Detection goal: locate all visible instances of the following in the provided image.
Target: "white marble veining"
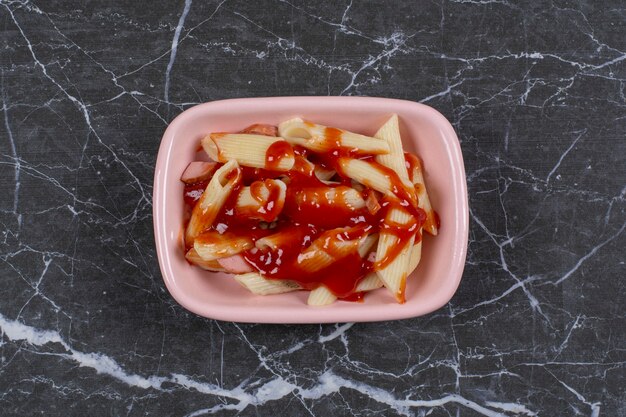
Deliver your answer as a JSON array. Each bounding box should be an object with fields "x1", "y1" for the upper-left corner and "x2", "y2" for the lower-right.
[{"x1": 0, "y1": 0, "x2": 624, "y2": 415}]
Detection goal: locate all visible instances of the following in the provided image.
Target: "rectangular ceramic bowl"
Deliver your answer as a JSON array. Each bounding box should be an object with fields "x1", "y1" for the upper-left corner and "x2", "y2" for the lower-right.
[{"x1": 153, "y1": 97, "x2": 468, "y2": 323}]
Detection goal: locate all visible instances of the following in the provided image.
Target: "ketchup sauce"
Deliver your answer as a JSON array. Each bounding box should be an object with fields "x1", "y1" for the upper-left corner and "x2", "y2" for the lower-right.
[{"x1": 183, "y1": 123, "x2": 431, "y2": 301}]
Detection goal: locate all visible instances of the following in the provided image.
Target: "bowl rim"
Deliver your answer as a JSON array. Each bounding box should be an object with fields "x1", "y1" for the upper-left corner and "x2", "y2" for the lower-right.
[{"x1": 153, "y1": 96, "x2": 468, "y2": 323}]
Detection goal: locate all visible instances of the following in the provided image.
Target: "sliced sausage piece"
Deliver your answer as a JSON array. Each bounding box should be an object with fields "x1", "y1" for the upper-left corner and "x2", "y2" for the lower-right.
[
  {"x1": 181, "y1": 162, "x2": 218, "y2": 184},
  {"x1": 364, "y1": 190, "x2": 382, "y2": 215},
  {"x1": 239, "y1": 124, "x2": 278, "y2": 137},
  {"x1": 217, "y1": 254, "x2": 254, "y2": 274}
]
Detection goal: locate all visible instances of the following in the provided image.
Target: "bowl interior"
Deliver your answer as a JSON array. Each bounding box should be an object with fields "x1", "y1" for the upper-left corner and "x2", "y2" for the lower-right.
[{"x1": 154, "y1": 97, "x2": 468, "y2": 323}]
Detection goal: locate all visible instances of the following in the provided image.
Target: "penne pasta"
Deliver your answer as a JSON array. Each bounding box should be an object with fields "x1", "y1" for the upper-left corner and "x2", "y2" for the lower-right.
[
  {"x1": 307, "y1": 285, "x2": 336, "y2": 306},
  {"x1": 235, "y1": 272, "x2": 301, "y2": 295},
  {"x1": 278, "y1": 118, "x2": 390, "y2": 155},
  {"x1": 293, "y1": 186, "x2": 366, "y2": 211},
  {"x1": 373, "y1": 115, "x2": 427, "y2": 277},
  {"x1": 202, "y1": 133, "x2": 295, "y2": 171},
  {"x1": 292, "y1": 154, "x2": 316, "y2": 176},
  {"x1": 374, "y1": 114, "x2": 412, "y2": 187},
  {"x1": 405, "y1": 153, "x2": 434, "y2": 275},
  {"x1": 375, "y1": 207, "x2": 415, "y2": 303},
  {"x1": 355, "y1": 273, "x2": 383, "y2": 292},
  {"x1": 358, "y1": 233, "x2": 379, "y2": 257},
  {"x1": 185, "y1": 248, "x2": 225, "y2": 271},
  {"x1": 408, "y1": 240, "x2": 422, "y2": 274},
  {"x1": 306, "y1": 232, "x2": 379, "y2": 306},
  {"x1": 315, "y1": 166, "x2": 336, "y2": 181},
  {"x1": 194, "y1": 231, "x2": 254, "y2": 261},
  {"x1": 296, "y1": 227, "x2": 364, "y2": 273},
  {"x1": 255, "y1": 226, "x2": 308, "y2": 251},
  {"x1": 407, "y1": 153, "x2": 438, "y2": 236},
  {"x1": 181, "y1": 115, "x2": 439, "y2": 307},
  {"x1": 337, "y1": 158, "x2": 393, "y2": 195},
  {"x1": 297, "y1": 242, "x2": 348, "y2": 273},
  {"x1": 185, "y1": 160, "x2": 241, "y2": 244},
  {"x1": 235, "y1": 179, "x2": 286, "y2": 221}
]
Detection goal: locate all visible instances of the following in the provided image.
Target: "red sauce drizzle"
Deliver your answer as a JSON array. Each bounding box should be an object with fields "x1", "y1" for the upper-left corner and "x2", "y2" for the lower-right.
[
  {"x1": 182, "y1": 123, "x2": 434, "y2": 301},
  {"x1": 404, "y1": 152, "x2": 421, "y2": 175},
  {"x1": 341, "y1": 292, "x2": 365, "y2": 302},
  {"x1": 235, "y1": 179, "x2": 285, "y2": 222},
  {"x1": 265, "y1": 141, "x2": 294, "y2": 171},
  {"x1": 244, "y1": 229, "x2": 372, "y2": 298},
  {"x1": 373, "y1": 201, "x2": 420, "y2": 270},
  {"x1": 324, "y1": 127, "x2": 343, "y2": 149}
]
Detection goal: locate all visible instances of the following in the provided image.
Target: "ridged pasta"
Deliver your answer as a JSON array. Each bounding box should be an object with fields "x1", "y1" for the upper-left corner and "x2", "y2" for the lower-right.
[
  {"x1": 235, "y1": 272, "x2": 301, "y2": 295},
  {"x1": 355, "y1": 273, "x2": 383, "y2": 292},
  {"x1": 294, "y1": 186, "x2": 365, "y2": 210},
  {"x1": 202, "y1": 133, "x2": 295, "y2": 171},
  {"x1": 408, "y1": 240, "x2": 422, "y2": 274},
  {"x1": 307, "y1": 285, "x2": 336, "y2": 306},
  {"x1": 185, "y1": 160, "x2": 241, "y2": 244},
  {"x1": 406, "y1": 154, "x2": 433, "y2": 275},
  {"x1": 255, "y1": 232, "x2": 290, "y2": 251},
  {"x1": 375, "y1": 207, "x2": 414, "y2": 303},
  {"x1": 358, "y1": 233, "x2": 379, "y2": 257},
  {"x1": 194, "y1": 231, "x2": 254, "y2": 261},
  {"x1": 315, "y1": 166, "x2": 336, "y2": 181},
  {"x1": 235, "y1": 179, "x2": 286, "y2": 221},
  {"x1": 278, "y1": 118, "x2": 390, "y2": 155},
  {"x1": 296, "y1": 228, "x2": 362, "y2": 273},
  {"x1": 183, "y1": 115, "x2": 437, "y2": 307},
  {"x1": 297, "y1": 242, "x2": 348, "y2": 272},
  {"x1": 305, "y1": 232, "x2": 380, "y2": 306},
  {"x1": 185, "y1": 248, "x2": 225, "y2": 271},
  {"x1": 374, "y1": 114, "x2": 412, "y2": 187},
  {"x1": 336, "y1": 158, "x2": 392, "y2": 195},
  {"x1": 408, "y1": 155, "x2": 438, "y2": 236}
]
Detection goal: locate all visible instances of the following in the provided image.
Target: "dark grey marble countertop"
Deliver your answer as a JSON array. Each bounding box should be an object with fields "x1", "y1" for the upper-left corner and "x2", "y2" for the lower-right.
[{"x1": 1, "y1": 1, "x2": 624, "y2": 416}]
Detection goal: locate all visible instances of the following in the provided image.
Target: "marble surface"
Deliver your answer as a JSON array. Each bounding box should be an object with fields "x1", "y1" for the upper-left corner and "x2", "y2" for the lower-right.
[{"x1": 1, "y1": 0, "x2": 624, "y2": 415}]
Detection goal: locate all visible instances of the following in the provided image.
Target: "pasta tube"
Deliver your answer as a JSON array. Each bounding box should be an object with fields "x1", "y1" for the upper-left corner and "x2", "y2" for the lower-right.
[
  {"x1": 358, "y1": 233, "x2": 378, "y2": 257},
  {"x1": 306, "y1": 233, "x2": 380, "y2": 306},
  {"x1": 375, "y1": 207, "x2": 414, "y2": 303},
  {"x1": 374, "y1": 114, "x2": 412, "y2": 187},
  {"x1": 337, "y1": 158, "x2": 393, "y2": 195},
  {"x1": 315, "y1": 167, "x2": 336, "y2": 181},
  {"x1": 185, "y1": 248, "x2": 225, "y2": 271},
  {"x1": 407, "y1": 154, "x2": 438, "y2": 236},
  {"x1": 278, "y1": 118, "x2": 390, "y2": 155},
  {"x1": 202, "y1": 133, "x2": 295, "y2": 171},
  {"x1": 297, "y1": 241, "x2": 355, "y2": 273},
  {"x1": 185, "y1": 160, "x2": 241, "y2": 244},
  {"x1": 194, "y1": 231, "x2": 254, "y2": 261},
  {"x1": 255, "y1": 227, "x2": 308, "y2": 251},
  {"x1": 307, "y1": 285, "x2": 336, "y2": 306},
  {"x1": 355, "y1": 273, "x2": 383, "y2": 291},
  {"x1": 235, "y1": 273, "x2": 301, "y2": 295},
  {"x1": 293, "y1": 186, "x2": 365, "y2": 211},
  {"x1": 296, "y1": 227, "x2": 364, "y2": 273},
  {"x1": 235, "y1": 179, "x2": 286, "y2": 221},
  {"x1": 406, "y1": 153, "x2": 433, "y2": 275},
  {"x1": 408, "y1": 240, "x2": 422, "y2": 274}
]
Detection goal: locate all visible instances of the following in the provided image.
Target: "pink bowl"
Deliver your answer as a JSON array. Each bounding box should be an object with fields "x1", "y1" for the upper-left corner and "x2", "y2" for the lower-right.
[{"x1": 153, "y1": 97, "x2": 468, "y2": 323}]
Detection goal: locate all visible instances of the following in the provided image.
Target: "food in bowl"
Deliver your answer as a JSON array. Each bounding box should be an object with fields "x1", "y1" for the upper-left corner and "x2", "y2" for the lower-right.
[{"x1": 181, "y1": 115, "x2": 439, "y2": 306}]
